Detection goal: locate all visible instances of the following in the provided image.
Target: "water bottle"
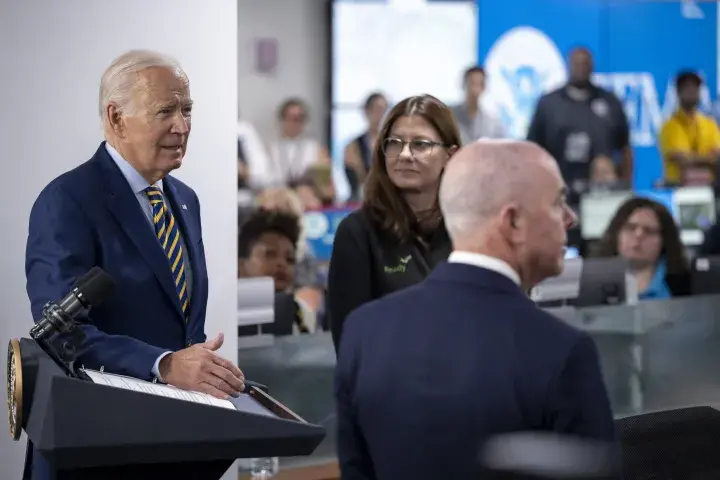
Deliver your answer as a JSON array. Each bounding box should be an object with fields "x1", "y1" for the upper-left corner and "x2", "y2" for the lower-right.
[{"x1": 250, "y1": 457, "x2": 279, "y2": 478}]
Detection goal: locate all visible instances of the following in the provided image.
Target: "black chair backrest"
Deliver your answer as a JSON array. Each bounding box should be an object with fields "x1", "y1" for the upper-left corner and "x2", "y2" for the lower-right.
[{"x1": 616, "y1": 406, "x2": 720, "y2": 479}]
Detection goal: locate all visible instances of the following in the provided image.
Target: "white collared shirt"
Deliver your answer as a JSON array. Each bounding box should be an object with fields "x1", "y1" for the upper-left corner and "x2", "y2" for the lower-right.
[
  {"x1": 105, "y1": 142, "x2": 163, "y2": 223},
  {"x1": 448, "y1": 251, "x2": 521, "y2": 286},
  {"x1": 104, "y1": 142, "x2": 189, "y2": 382},
  {"x1": 104, "y1": 142, "x2": 192, "y2": 299}
]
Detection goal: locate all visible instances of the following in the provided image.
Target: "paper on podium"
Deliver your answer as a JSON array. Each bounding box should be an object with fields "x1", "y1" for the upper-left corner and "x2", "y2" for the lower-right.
[{"x1": 84, "y1": 369, "x2": 236, "y2": 410}]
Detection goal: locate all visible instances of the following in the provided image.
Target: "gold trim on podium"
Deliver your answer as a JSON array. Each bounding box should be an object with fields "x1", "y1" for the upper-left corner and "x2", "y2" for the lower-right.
[{"x1": 6, "y1": 338, "x2": 23, "y2": 440}]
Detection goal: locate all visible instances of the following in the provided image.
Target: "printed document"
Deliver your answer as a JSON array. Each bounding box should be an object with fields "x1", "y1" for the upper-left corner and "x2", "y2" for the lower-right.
[{"x1": 84, "y1": 369, "x2": 236, "y2": 410}]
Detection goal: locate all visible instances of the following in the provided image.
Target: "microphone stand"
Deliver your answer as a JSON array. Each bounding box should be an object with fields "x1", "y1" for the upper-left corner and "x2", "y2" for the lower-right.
[{"x1": 30, "y1": 301, "x2": 91, "y2": 381}]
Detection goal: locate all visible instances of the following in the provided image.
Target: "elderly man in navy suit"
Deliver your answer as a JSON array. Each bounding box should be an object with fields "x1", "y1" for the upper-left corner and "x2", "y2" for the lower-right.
[
  {"x1": 335, "y1": 140, "x2": 616, "y2": 480},
  {"x1": 24, "y1": 50, "x2": 244, "y2": 480}
]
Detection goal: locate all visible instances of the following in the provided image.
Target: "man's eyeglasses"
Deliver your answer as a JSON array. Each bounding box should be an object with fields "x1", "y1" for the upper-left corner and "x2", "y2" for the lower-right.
[{"x1": 382, "y1": 138, "x2": 447, "y2": 159}]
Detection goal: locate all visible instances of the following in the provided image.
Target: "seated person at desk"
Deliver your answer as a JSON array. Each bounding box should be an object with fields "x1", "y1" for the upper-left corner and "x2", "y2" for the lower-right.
[
  {"x1": 289, "y1": 176, "x2": 324, "y2": 210},
  {"x1": 255, "y1": 186, "x2": 325, "y2": 313},
  {"x1": 588, "y1": 154, "x2": 622, "y2": 190},
  {"x1": 593, "y1": 197, "x2": 691, "y2": 299},
  {"x1": 238, "y1": 208, "x2": 314, "y2": 334}
]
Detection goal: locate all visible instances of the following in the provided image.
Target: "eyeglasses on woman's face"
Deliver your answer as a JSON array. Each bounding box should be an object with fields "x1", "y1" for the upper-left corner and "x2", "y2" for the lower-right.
[
  {"x1": 621, "y1": 221, "x2": 661, "y2": 238},
  {"x1": 381, "y1": 137, "x2": 447, "y2": 159}
]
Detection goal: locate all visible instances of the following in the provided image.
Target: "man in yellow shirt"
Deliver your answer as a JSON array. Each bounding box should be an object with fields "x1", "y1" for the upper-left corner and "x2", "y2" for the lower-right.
[{"x1": 659, "y1": 71, "x2": 720, "y2": 186}]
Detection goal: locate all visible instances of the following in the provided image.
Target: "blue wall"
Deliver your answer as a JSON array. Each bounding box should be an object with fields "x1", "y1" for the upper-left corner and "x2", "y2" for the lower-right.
[{"x1": 477, "y1": 0, "x2": 718, "y2": 190}]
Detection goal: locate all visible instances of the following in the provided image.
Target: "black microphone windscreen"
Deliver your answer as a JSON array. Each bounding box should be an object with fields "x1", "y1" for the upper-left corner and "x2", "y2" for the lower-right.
[
  {"x1": 74, "y1": 266, "x2": 102, "y2": 288},
  {"x1": 76, "y1": 267, "x2": 116, "y2": 307}
]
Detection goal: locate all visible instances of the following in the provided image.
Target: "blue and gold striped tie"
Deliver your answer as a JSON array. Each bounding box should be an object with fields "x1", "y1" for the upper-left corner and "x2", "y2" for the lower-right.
[{"x1": 145, "y1": 186, "x2": 189, "y2": 320}]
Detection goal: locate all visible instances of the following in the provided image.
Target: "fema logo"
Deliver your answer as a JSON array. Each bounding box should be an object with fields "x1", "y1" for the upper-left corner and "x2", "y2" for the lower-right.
[
  {"x1": 303, "y1": 212, "x2": 330, "y2": 242},
  {"x1": 484, "y1": 27, "x2": 568, "y2": 139}
]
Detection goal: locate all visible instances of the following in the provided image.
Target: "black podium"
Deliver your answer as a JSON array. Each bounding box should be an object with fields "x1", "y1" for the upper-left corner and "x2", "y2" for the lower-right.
[{"x1": 14, "y1": 338, "x2": 326, "y2": 480}]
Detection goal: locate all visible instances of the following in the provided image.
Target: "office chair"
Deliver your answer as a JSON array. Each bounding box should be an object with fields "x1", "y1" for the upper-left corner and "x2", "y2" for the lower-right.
[{"x1": 616, "y1": 405, "x2": 720, "y2": 479}]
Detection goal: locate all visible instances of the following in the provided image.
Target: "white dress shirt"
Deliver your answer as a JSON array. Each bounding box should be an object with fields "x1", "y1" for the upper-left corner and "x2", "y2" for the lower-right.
[
  {"x1": 105, "y1": 143, "x2": 193, "y2": 298},
  {"x1": 451, "y1": 103, "x2": 507, "y2": 145},
  {"x1": 105, "y1": 142, "x2": 184, "y2": 382},
  {"x1": 237, "y1": 120, "x2": 273, "y2": 189},
  {"x1": 448, "y1": 251, "x2": 521, "y2": 286},
  {"x1": 267, "y1": 137, "x2": 320, "y2": 186}
]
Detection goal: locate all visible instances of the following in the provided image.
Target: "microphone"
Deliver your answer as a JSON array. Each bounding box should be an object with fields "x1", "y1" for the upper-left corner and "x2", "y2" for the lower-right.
[{"x1": 30, "y1": 267, "x2": 116, "y2": 341}]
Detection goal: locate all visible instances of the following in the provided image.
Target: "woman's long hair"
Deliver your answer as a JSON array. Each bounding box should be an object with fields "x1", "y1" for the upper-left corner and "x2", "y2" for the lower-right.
[
  {"x1": 362, "y1": 94, "x2": 461, "y2": 242},
  {"x1": 594, "y1": 196, "x2": 688, "y2": 275}
]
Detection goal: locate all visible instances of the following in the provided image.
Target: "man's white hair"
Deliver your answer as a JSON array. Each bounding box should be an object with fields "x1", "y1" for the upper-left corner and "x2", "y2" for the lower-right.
[
  {"x1": 439, "y1": 140, "x2": 543, "y2": 242},
  {"x1": 99, "y1": 50, "x2": 186, "y2": 123}
]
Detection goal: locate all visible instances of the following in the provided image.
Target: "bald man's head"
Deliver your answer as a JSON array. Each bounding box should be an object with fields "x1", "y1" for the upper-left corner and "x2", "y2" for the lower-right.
[
  {"x1": 440, "y1": 140, "x2": 576, "y2": 288},
  {"x1": 440, "y1": 140, "x2": 556, "y2": 236}
]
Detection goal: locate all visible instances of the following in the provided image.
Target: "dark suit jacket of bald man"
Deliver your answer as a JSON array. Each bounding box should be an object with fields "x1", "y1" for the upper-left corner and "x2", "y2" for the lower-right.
[{"x1": 335, "y1": 259, "x2": 616, "y2": 479}]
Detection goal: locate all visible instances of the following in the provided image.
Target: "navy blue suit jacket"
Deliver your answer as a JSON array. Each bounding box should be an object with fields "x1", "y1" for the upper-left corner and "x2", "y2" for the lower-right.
[
  {"x1": 24, "y1": 143, "x2": 209, "y2": 479},
  {"x1": 335, "y1": 262, "x2": 615, "y2": 480}
]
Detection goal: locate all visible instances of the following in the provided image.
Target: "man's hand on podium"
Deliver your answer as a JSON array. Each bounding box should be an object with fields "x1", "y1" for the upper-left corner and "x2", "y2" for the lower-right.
[{"x1": 159, "y1": 333, "x2": 245, "y2": 399}]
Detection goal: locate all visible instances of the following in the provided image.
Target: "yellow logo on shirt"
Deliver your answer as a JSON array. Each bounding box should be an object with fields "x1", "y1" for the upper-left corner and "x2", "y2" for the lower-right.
[{"x1": 384, "y1": 255, "x2": 412, "y2": 274}]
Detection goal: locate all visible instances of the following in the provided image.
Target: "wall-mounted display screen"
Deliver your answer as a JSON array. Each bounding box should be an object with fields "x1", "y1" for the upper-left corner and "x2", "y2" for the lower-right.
[{"x1": 331, "y1": 0, "x2": 477, "y2": 200}]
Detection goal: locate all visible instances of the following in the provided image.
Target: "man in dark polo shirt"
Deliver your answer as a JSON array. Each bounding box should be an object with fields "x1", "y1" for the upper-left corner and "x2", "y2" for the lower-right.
[{"x1": 527, "y1": 47, "x2": 633, "y2": 194}]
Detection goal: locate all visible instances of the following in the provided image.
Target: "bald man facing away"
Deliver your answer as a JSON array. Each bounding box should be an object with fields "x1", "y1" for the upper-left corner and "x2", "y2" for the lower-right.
[{"x1": 334, "y1": 140, "x2": 616, "y2": 480}]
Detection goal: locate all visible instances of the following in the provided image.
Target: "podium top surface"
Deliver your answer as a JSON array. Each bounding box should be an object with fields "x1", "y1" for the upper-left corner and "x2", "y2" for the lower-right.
[
  {"x1": 21, "y1": 346, "x2": 325, "y2": 470},
  {"x1": 84, "y1": 368, "x2": 280, "y2": 419}
]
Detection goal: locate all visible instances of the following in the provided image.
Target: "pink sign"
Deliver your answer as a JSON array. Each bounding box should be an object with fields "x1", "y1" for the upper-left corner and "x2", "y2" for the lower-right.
[{"x1": 254, "y1": 38, "x2": 278, "y2": 74}]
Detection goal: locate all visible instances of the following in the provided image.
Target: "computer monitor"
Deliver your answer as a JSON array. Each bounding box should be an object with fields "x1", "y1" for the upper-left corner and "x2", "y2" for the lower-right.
[
  {"x1": 565, "y1": 246, "x2": 580, "y2": 259},
  {"x1": 530, "y1": 257, "x2": 583, "y2": 303},
  {"x1": 238, "y1": 293, "x2": 298, "y2": 337},
  {"x1": 587, "y1": 181, "x2": 631, "y2": 192},
  {"x1": 579, "y1": 191, "x2": 632, "y2": 240},
  {"x1": 575, "y1": 257, "x2": 631, "y2": 307},
  {"x1": 691, "y1": 256, "x2": 720, "y2": 295},
  {"x1": 673, "y1": 187, "x2": 716, "y2": 246},
  {"x1": 237, "y1": 276, "x2": 275, "y2": 326},
  {"x1": 532, "y1": 257, "x2": 631, "y2": 307}
]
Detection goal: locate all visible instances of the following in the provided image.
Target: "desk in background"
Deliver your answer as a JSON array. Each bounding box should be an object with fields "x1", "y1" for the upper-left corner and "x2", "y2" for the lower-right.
[
  {"x1": 238, "y1": 462, "x2": 339, "y2": 480},
  {"x1": 236, "y1": 294, "x2": 720, "y2": 477}
]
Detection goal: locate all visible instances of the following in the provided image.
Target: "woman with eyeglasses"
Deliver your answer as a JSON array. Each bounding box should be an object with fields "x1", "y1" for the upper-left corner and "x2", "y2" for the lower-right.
[
  {"x1": 328, "y1": 94, "x2": 461, "y2": 352},
  {"x1": 593, "y1": 197, "x2": 691, "y2": 300}
]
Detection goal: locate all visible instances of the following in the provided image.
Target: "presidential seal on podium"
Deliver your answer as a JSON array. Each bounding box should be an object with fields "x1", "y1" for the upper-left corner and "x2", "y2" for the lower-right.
[{"x1": 6, "y1": 338, "x2": 23, "y2": 440}]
